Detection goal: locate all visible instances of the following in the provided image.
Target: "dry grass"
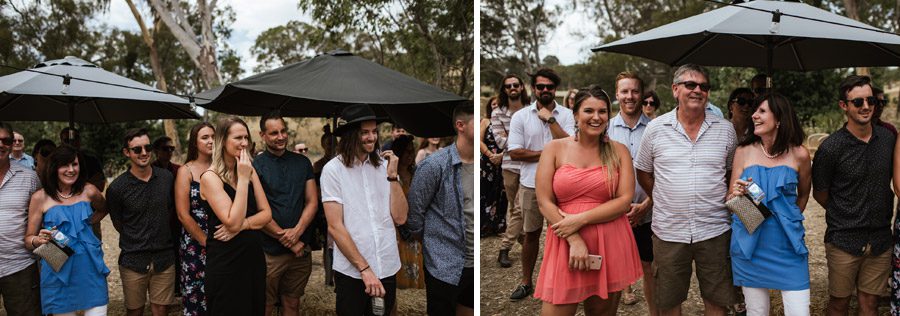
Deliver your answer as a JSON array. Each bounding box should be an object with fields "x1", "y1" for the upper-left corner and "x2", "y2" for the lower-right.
[{"x1": 479, "y1": 194, "x2": 894, "y2": 315}]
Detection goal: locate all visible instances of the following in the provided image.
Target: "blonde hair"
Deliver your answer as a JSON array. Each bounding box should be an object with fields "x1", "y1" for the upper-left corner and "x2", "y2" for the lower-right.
[
  {"x1": 573, "y1": 85, "x2": 620, "y2": 194},
  {"x1": 211, "y1": 116, "x2": 252, "y2": 184}
]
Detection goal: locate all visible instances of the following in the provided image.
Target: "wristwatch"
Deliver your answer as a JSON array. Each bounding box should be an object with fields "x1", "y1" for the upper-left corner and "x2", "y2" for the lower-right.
[{"x1": 546, "y1": 116, "x2": 557, "y2": 125}]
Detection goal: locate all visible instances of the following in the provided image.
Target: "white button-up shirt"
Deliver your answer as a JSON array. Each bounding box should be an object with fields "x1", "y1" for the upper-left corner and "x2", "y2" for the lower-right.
[
  {"x1": 0, "y1": 163, "x2": 40, "y2": 277},
  {"x1": 320, "y1": 155, "x2": 400, "y2": 279},
  {"x1": 607, "y1": 113, "x2": 652, "y2": 224},
  {"x1": 634, "y1": 109, "x2": 736, "y2": 244},
  {"x1": 507, "y1": 102, "x2": 575, "y2": 188}
]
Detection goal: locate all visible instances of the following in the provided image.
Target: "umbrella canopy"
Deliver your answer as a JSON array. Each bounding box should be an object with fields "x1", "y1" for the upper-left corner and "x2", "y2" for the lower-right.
[
  {"x1": 196, "y1": 50, "x2": 467, "y2": 137},
  {"x1": 592, "y1": 0, "x2": 900, "y2": 72},
  {"x1": 0, "y1": 56, "x2": 199, "y2": 126}
]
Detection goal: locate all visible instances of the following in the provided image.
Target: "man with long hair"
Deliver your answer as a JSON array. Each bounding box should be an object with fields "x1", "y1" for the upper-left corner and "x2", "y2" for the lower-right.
[
  {"x1": 321, "y1": 104, "x2": 408, "y2": 315},
  {"x1": 492, "y1": 74, "x2": 528, "y2": 268}
]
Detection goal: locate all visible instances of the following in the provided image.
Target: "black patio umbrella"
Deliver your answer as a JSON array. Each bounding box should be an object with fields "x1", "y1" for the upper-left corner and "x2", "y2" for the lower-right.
[
  {"x1": 195, "y1": 50, "x2": 468, "y2": 137},
  {"x1": 592, "y1": 0, "x2": 900, "y2": 86},
  {"x1": 0, "y1": 56, "x2": 199, "y2": 128}
]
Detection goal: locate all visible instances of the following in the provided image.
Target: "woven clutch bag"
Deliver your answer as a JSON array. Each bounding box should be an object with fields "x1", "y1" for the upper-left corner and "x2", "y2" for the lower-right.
[
  {"x1": 33, "y1": 241, "x2": 69, "y2": 272},
  {"x1": 725, "y1": 195, "x2": 766, "y2": 235}
]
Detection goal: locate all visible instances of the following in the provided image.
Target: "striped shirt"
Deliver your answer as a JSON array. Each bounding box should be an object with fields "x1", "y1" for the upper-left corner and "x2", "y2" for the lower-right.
[
  {"x1": 607, "y1": 113, "x2": 652, "y2": 225},
  {"x1": 507, "y1": 102, "x2": 575, "y2": 188},
  {"x1": 0, "y1": 163, "x2": 40, "y2": 277},
  {"x1": 634, "y1": 109, "x2": 737, "y2": 244},
  {"x1": 490, "y1": 105, "x2": 523, "y2": 173}
]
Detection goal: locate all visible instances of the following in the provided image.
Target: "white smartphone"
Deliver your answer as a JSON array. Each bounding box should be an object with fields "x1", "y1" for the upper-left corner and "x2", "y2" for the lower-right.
[{"x1": 589, "y1": 255, "x2": 603, "y2": 270}]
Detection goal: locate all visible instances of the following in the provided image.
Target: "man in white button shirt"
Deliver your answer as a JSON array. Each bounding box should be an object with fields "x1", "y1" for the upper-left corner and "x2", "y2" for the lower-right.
[
  {"x1": 321, "y1": 104, "x2": 408, "y2": 315},
  {"x1": 506, "y1": 68, "x2": 575, "y2": 301}
]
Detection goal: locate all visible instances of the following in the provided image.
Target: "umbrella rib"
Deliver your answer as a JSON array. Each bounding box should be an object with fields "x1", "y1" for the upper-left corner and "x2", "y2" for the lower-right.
[
  {"x1": 870, "y1": 42, "x2": 900, "y2": 60},
  {"x1": 91, "y1": 99, "x2": 107, "y2": 123},
  {"x1": 789, "y1": 43, "x2": 806, "y2": 72},
  {"x1": 732, "y1": 35, "x2": 765, "y2": 48},
  {"x1": 673, "y1": 33, "x2": 720, "y2": 66},
  {"x1": 0, "y1": 94, "x2": 23, "y2": 112}
]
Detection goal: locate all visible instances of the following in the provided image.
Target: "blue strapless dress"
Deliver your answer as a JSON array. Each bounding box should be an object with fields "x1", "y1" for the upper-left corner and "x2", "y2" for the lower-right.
[
  {"x1": 40, "y1": 201, "x2": 110, "y2": 314},
  {"x1": 731, "y1": 165, "x2": 810, "y2": 291}
]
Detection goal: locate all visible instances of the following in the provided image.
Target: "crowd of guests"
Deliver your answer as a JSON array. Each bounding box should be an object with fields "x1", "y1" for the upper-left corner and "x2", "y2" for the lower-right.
[
  {"x1": 482, "y1": 64, "x2": 900, "y2": 316},
  {"x1": 0, "y1": 102, "x2": 474, "y2": 315}
]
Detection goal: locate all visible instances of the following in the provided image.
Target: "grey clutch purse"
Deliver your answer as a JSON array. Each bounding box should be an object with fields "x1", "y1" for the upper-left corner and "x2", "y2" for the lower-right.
[
  {"x1": 33, "y1": 240, "x2": 70, "y2": 272},
  {"x1": 726, "y1": 195, "x2": 767, "y2": 234}
]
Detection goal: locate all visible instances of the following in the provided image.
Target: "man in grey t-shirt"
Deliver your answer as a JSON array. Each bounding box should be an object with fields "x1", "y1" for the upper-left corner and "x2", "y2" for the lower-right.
[{"x1": 408, "y1": 105, "x2": 475, "y2": 315}]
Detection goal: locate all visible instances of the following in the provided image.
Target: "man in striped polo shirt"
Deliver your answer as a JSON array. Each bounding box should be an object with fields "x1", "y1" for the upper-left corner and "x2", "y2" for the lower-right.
[
  {"x1": 635, "y1": 64, "x2": 737, "y2": 316},
  {"x1": 0, "y1": 121, "x2": 42, "y2": 315},
  {"x1": 491, "y1": 74, "x2": 527, "y2": 268}
]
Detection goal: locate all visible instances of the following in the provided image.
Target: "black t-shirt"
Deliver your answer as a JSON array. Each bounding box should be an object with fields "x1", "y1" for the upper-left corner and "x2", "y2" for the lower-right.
[{"x1": 252, "y1": 151, "x2": 315, "y2": 255}]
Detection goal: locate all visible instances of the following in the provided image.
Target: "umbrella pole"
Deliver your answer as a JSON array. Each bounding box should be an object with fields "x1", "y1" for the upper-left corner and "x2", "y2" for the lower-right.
[
  {"x1": 766, "y1": 39, "x2": 774, "y2": 90},
  {"x1": 68, "y1": 102, "x2": 75, "y2": 130}
]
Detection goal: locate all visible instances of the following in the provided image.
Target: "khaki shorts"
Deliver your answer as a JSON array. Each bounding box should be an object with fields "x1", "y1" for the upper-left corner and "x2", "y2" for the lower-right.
[
  {"x1": 120, "y1": 263, "x2": 176, "y2": 310},
  {"x1": 652, "y1": 231, "x2": 735, "y2": 310},
  {"x1": 825, "y1": 243, "x2": 891, "y2": 297},
  {"x1": 265, "y1": 252, "x2": 313, "y2": 304},
  {"x1": 518, "y1": 186, "x2": 544, "y2": 233}
]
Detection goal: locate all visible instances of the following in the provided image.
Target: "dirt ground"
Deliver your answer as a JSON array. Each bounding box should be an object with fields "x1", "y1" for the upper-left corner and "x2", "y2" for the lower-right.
[
  {"x1": 479, "y1": 195, "x2": 895, "y2": 316},
  {"x1": 0, "y1": 216, "x2": 425, "y2": 315}
]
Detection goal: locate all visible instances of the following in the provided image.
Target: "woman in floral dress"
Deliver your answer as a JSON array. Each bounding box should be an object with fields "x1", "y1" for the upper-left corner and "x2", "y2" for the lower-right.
[
  {"x1": 481, "y1": 96, "x2": 507, "y2": 236},
  {"x1": 174, "y1": 122, "x2": 214, "y2": 315}
]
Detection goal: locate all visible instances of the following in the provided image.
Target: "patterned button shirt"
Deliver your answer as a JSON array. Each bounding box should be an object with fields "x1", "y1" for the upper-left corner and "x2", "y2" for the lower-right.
[
  {"x1": 634, "y1": 109, "x2": 737, "y2": 244},
  {"x1": 812, "y1": 125, "x2": 895, "y2": 256},
  {"x1": 407, "y1": 144, "x2": 470, "y2": 285}
]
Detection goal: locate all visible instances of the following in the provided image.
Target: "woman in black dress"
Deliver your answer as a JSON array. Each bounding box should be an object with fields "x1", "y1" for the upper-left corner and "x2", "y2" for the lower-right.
[
  {"x1": 199, "y1": 117, "x2": 272, "y2": 315},
  {"x1": 480, "y1": 96, "x2": 507, "y2": 236}
]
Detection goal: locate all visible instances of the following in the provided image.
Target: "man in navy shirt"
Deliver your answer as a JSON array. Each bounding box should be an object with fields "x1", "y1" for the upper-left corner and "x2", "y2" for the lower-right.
[{"x1": 254, "y1": 112, "x2": 317, "y2": 316}]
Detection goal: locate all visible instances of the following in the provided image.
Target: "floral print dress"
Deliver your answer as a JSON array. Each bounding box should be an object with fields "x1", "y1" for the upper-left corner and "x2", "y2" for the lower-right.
[
  {"x1": 179, "y1": 177, "x2": 208, "y2": 315},
  {"x1": 481, "y1": 125, "x2": 507, "y2": 236}
]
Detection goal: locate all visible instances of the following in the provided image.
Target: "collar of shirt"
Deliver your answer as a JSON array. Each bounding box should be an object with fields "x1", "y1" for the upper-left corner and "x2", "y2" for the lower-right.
[
  {"x1": 611, "y1": 113, "x2": 651, "y2": 130},
  {"x1": 124, "y1": 166, "x2": 159, "y2": 183},
  {"x1": 528, "y1": 100, "x2": 563, "y2": 115},
  {"x1": 1, "y1": 162, "x2": 26, "y2": 188}
]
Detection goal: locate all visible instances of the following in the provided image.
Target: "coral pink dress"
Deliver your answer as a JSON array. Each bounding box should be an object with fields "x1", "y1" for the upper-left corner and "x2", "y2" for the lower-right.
[{"x1": 534, "y1": 164, "x2": 643, "y2": 304}]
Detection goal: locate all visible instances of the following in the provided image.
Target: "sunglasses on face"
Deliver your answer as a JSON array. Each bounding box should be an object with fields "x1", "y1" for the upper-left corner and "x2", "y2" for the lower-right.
[
  {"x1": 535, "y1": 84, "x2": 556, "y2": 91},
  {"x1": 0, "y1": 137, "x2": 12, "y2": 146},
  {"x1": 844, "y1": 96, "x2": 879, "y2": 108},
  {"x1": 13, "y1": 139, "x2": 23, "y2": 144},
  {"x1": 299, "y1": 148, "x2": 309, "y2": 153},
  {"x1": 731, "y1": 97, "x2": 753, "y2": 107},
  {"x1": 642, "y1": 100, "x2": 659, "y2": 107},
  {"x1": 678, "y1": 81, "x2": 712, "y2": 92},
  {"x1": 504, "y1": 83, "x2": 521, "y2": 89},
  {"x1": 158, "y1": 146, "x2": 176, "y2": 153},
  {"x1": 128, "y1": 144, "x2": 153, "y2": 154}
]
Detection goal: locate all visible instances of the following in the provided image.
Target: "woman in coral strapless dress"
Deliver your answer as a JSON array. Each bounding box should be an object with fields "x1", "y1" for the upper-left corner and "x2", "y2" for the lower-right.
[{"x1": 533, "y1": 85, "x2": 643, "y2": 315}]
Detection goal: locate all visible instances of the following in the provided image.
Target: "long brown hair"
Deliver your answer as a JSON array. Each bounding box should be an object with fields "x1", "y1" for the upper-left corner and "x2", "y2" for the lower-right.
[
  {"x1": 186, "y1": 122, "x2": 215, "y2": 163},
  {"x1": 337, "y1": 122, "x2": 382, "y2": 168},
  {"x1": 739, "y1": 93, "x2": 805, "y2": 156},
  {"x1": 573, "y1": 85, "x2": 620, "y2": 193}
]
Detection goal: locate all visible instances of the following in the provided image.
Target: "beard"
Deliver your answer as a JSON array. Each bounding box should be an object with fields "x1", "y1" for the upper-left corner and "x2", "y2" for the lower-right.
[{"x1": 538, "y1": 92, "x2": 554, "y2": 106}]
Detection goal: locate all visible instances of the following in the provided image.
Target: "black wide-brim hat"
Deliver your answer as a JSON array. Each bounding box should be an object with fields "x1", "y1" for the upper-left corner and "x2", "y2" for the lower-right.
[{"x1": 333, "y1": 104, "x2": 387, "y2": 135}]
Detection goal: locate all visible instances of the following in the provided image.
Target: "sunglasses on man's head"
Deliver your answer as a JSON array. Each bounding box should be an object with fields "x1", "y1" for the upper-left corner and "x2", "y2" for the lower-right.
[
  {"x1": 843, "y1": 96, "x2": 879, "y2": 108},
  {"x1": 731, "y1": 97, "x2": 753, "y2": 107},
  {"x1": 642, "y1": 100, "x2": 659, "y2": 107},
  {"x1": 534, "y1": 84, "x2": 556, "y2": 91},
  {"x1": 128, "y1": 144, "x2": 153, "y2": 154},
  {"x1": 678, "y1": 81, "x2": 711, "y2": 92},
  {"x1": 504, "y1": 83, "x2": 520, "y2": 90}
]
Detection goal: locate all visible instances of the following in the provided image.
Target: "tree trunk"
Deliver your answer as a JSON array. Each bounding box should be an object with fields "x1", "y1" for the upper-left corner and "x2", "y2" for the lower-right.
[
  {"x1": 842, "y1": 0, "x2": 870, "y2": 75},
  {"x1": 147, "y1": 0, "x2": 222, "y2": 89},
  {"x1": 127, "y1": 0, "x2": 183, "y2": 160}
]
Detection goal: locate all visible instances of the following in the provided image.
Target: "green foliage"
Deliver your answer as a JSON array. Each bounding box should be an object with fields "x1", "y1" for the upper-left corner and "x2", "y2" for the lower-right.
[{"x1": 255, "y1": 0, "x2": 474, "y2": 98}]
